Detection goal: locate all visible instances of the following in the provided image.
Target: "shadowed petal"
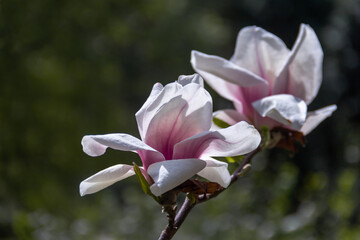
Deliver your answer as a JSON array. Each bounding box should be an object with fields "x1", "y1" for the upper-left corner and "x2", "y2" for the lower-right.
[
  {"x1": 197, "y1": 157, "x2": 231, "y2": 188},
  {"x1": 174, "y1": 121, "x2": 261, "y2": 159},
  {"x1": 301, "y1": 105, "x2": 337, "y2": 135},
  {"x1": 148, "y1": 159, "x2": 206, "y2": 196},
  {"x1": 281, "y1": 24, "x2": 323, "y2": 104},
  {"x1": 252, "y1": 94, "x2": 307, "y2": 130},
  {"x1": 81, "y1": 134, "x2": 165, "y2": 169},
  {"x1": 178, "y1": 74, "x2": 204, "y2": 87},
  {"x1": 80, "y1": 164, "x2": 135, "y2": 196},
  {"x1": 212, "y1": 109, "x2": 250, "y2": 128}
]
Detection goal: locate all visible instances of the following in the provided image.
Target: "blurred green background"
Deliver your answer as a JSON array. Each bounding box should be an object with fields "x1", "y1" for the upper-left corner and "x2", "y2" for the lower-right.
[{"x1": 1, "y1": 0, "x2": 359, "y2": 239}]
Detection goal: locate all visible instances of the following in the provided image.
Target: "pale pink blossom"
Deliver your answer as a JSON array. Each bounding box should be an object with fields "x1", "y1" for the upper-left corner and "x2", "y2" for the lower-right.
[
  {"x1": 80, "y1": 74, "x2": 261, "y2": 197},
  {"x1": 191, "y1": 24, "x2": 336, "y2": 134}
]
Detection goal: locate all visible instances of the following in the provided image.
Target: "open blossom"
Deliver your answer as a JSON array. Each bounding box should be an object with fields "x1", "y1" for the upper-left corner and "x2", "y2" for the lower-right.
[
  {"x1": 80, "y1": 74, "x2": 261, "y2": 197},
  {"x1": 191, "y1": 24, "x2": 336, "y2": 135}
]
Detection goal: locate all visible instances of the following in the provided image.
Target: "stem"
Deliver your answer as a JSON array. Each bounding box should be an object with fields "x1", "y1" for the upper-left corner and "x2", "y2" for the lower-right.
[
  {"x1": 158, "y1": 147, "x2": 261, "y2": 240},
  {"x1": 158, "y1": 197, "x2": 194, "y2": 240}
]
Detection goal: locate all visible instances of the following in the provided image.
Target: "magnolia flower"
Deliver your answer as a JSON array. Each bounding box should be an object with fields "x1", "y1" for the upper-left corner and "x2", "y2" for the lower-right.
[
  {"x1": 80, "y1": 74, "x2": 261, "y2": 197},
  {"x1": 191, "y1": 24, "x2": 336, "y2": 135}
]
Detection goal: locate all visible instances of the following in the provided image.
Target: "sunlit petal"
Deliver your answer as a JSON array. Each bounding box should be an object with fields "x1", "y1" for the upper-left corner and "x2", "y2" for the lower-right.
[
  {"x1": 80, "y1": 164, "x2": 134, "y2": 196},
  {"x1": 145, "y1": 83, "x2": 212, "y2": 159},
  {"x1": 148, "y1": 159, "x2": 206, "y2": 196},
  {"x1": 230, "y1": 26, "x2": 290, "y2": 85},
  {"x1": 252, "y1": 94, "x2": 307, "y2": 130}
]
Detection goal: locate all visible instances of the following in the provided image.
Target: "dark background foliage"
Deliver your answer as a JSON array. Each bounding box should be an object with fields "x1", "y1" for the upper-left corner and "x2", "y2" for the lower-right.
[{"x1": 0, "y1": 0, "x2": 359, "y2": 239}]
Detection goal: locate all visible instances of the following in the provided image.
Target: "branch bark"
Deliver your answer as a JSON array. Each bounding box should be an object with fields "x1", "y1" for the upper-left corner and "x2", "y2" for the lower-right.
[{"x1": 158, "y1": 147, "x2": 261, "y2": 240}]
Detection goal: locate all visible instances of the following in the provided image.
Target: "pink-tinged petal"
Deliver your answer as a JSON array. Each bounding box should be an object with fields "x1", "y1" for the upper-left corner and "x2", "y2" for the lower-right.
[
  {"x1": 145, "y1": 83, "x2": 212, "y2": 160},
  {"x1": 191, "y1": 51, "x2": 268, "y2": 115},
  {"x1": 252, "y1": 94, "x2": 307, "y2": 130},
  {"x1": 213, "y1": 109, "x2": 250, "y2": 126},
  {"x1": 136, "y1": 82, "x2": 183, "y2": 140},
  {"x1": 197, "y1": 157, "x2": 231, "y2": 188},
  {"x1": 253, "y1": 94, "x2": 307, "y2": 130},
  {"x1": 301, "y1": 105, "x2": 337, "y2": 135},
  {"x1": 178, "y1": 74, "x2": 204, "y2": 87},
  {"x1": 173, "y1": 121, "x2": 261, "y2": 159},
  {"x1": 191, "y1": 50, "x2": 268, "y2": 87},
  {"x1": 273, "y1": 24, "x2": 307, "y2": 95},
  {"x1": 81, "y1": 134, "x2": 165, "y2": 169},
  {"x1": 148, "y1": 159, "x2": 206, "y2": 196},
  {"x1": 286, "y1": 24, "x2": 323, "y2": 104},
  {"x1": 230, "y1": 26, "x2": 290, "y2": 87},
  {"x1": 135, "y1": 82, "x2": 164, "y2": 139},
  {"x1": 79, "y1": 164, "x2": 134, "y2": 196}
]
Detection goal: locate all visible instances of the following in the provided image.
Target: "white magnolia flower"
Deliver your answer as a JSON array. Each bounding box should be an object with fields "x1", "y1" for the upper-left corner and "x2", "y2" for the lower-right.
[
  {"x1": 191, "y1": 24, "x2": 336, "y2": 135},
  {"x1": 80, "y1": 74, "x2": 261, "y2": 197}
]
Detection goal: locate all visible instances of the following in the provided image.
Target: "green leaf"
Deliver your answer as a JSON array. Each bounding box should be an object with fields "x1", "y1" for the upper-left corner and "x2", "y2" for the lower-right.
[
  {"x1": 213, "y1": 117, "x2": 231, "y2": 128},
  {"x1": 187, "y1": 192, "x2": 196, "y2": 205},
  {"x1": 226, "y1": 155, "x2": 245, "y2": 163},
  {"x1": 133, "y1": 162, "x2": 151, "y2": 194},
  {"x1": 133, "y1": 162, "x2": 160, "y2": 202},
  {"x1": 261, "y1": 126, "x2": 271, "y2": 149}
]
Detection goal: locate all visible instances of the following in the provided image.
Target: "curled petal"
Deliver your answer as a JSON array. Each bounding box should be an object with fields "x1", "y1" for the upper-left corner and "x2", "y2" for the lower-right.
[
  {"x1": 301, "y1": 105, "x2": 337, "y2": 135},
  {"x1": 80, "y1": 164, "x2": 135, "y2": 196},
  {"x1": 252, "y1": 94, "x2": 307, "y2": 130},
  {"x1": 174, "y1": 121, "x2": 261, "y2": 159},
  {"x1": 197, "y1": 157, "x2": 231, "y2": 188},
  {"x1": 81, "y1": 134, "x2": 165, "y2": 169},
  {"x1": 148, "y1": 159, "x2": 206, "y2": 196}
]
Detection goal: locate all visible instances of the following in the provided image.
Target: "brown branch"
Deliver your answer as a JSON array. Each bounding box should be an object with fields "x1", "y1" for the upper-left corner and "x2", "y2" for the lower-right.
[
  {"x1": 158, "y1": 147, "x2": 261, "y2": 240},
  {"x1": 158, "y1": 197, "x2": 194, "y2": 240}
]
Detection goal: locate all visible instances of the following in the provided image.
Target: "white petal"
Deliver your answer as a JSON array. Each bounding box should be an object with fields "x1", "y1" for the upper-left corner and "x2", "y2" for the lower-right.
[
  {"x1": 191, "y1": 50, "x2": 268, "y2": 87},
  {"x1": 144, "y1": 83, "x2": 212, "y2": 159},
  {"x1": 173, "y1": 121, "x2": 261, "y2": 159},
  {"x1": 230, "y1": 26, "x2": 290, "y2": 85},
  {"x1": 79, "y1": 164, "x2": 134, "y2": 196},
  {"x1": 136, "y1": 82, "x2": 182, "y2": 140},
  {"x1": 148, "y1": 159, "x2": 206, "y2": 196},
  {"x1": 178, "y1": 73, "x2": 204, "y2": 87},
  {"x1": 82, "y1": 133, "x2": 159, "y2": 156},
  {"x1": 81, "y1": 134, "x2": 165, "y2": 169},
  {"x1": 191, "y1": 50, "x2": 269, "y2": 109},
  {"x1": 301, "y1": 105, "x2": 337, "y2": 135},
  {"x1": 136, "y1": 82, "x2": 164, "y2": 139},
  {"x1": 252, "y1": 94, "x2": 307, "y2": 130},
  {"x1": 287, "y1": 24, "x2": 323, "y2": 104},
  {"x1": 197, "y1": 157, "x2": 231, "y2": 188}
]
